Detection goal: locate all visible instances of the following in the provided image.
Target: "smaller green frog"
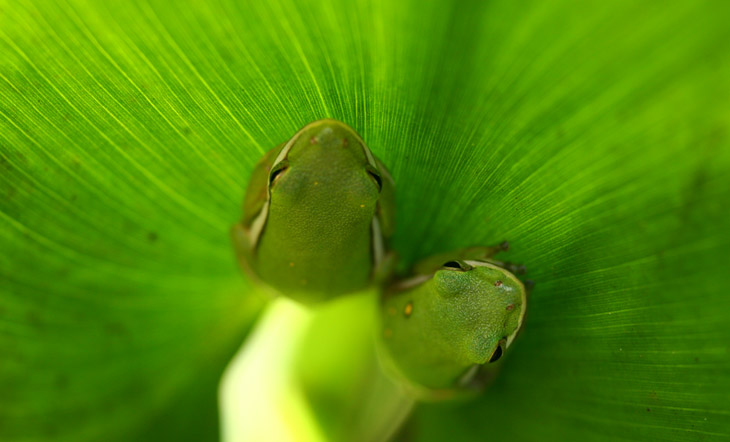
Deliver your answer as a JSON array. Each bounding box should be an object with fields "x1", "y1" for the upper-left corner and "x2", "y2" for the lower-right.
[
  {"x1": 232, "y1": 119, "x2": 395, "y2": 305},
  {"x1": 379, "y1": 242, "x2": 529, "y2": 400}
]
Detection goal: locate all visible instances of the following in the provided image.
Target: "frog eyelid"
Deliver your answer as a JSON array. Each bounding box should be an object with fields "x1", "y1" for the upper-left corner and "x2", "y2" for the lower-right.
[
  {"x1": 248, "y1": 153, "x2": 289, "y2": 250},
  {"x1": 269, "y1": 160, "x2": 289, "y2": 186},
  {"x1": 441, "y1": 260, "x2": 473, "y2": 271},
  {"x1": 365, "y1": 164, "x2": 383, "y2": 191},
  {"x1": 488, "y1": 339, "x2": 507, "y2": 363}
]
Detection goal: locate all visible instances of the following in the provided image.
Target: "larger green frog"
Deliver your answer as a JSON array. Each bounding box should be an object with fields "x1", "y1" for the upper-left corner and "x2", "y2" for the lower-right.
[{"x1": 232, "y1": 119, "x2": 395, "y2": 305}]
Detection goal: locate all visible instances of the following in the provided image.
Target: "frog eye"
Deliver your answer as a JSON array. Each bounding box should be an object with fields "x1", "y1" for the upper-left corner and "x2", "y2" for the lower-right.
[
  {"x1": 269, "y1": 162, "x2": 289, "y2": 186},
  {"x1": 488, "y1": 340, "x2": 506, "y2": 363},
  {"x1": 441, "y1": 260, "x2": 473, "y2": 271},
  {"x1": 365, "y1": 165, "x2": 382, "y2": 192}
]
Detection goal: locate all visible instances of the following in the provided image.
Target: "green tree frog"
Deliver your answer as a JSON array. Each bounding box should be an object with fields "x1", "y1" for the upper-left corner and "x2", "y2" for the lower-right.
[
  {"x1": 232, "y1": 119, "x2": 395, "y2": 305},
  {"x1": 379, "y1": 242, "x2": 529, "y2": 400}
]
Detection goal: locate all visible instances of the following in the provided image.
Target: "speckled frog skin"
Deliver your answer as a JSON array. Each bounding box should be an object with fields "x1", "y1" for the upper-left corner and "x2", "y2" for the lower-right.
[
  {"x1": 232, "y1": 119, "x2": 395, "y2": 305},
  {"x1": 380, "y1": 244, "x2": 527, "y2": 399}
]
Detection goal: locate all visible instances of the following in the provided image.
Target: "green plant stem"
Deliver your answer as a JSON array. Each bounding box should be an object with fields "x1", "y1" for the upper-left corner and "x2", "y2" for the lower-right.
[{"x1": 219, "y1": 295, "x2": 414, "y2": 442}]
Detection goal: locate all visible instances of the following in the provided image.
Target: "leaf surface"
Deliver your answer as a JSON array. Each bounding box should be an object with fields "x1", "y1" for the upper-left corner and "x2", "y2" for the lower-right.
[{"x1": 1, "y1": 0, "x2": 729, "y2": 440}]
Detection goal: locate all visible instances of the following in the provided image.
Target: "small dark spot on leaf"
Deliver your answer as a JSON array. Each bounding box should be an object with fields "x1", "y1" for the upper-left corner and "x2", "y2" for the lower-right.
[
  {"x1": 43, "y1": 423, "x2": 59, "y2": 437},
  {"x1": 148, "y1": 232, "x2": 158, "y2": 242},
  {"x1": 646, "y1": 408, "x2": 651, "y2": 412},
  {"x1": 26, "y1": 311, "x2": 43, "y2": 329},
  {"x1": 495, "y1": 280, "x2": 503, "y2": 287},
  {"x1": 105, "y1": 322, "x2": 128, "y2": 335},
  {"x1": 56, "y1": 374, "x2": 69, "y2": 390},
  {"x1": 182, "y1": 127, "x2": 192, "y2": 136}
]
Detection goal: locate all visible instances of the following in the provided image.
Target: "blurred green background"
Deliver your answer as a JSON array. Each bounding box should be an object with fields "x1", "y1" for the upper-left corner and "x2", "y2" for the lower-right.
[{"x1": 1, "y1": 0, "x2": 729, "y2": 440}]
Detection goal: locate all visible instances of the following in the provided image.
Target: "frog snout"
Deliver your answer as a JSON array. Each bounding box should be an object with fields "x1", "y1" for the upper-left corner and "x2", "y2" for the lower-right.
[{"x1": 314, "y1": 127, "x2": 346, "y2": 148}]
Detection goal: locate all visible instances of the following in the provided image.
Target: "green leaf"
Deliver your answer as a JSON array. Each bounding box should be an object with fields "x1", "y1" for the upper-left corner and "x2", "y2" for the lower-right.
[{"x1": 1, "y1": 0, "x2": 729, "y2": 441}]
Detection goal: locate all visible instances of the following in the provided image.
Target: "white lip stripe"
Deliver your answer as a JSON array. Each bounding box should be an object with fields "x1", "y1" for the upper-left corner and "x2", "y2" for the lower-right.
[
  {"x1": 247, "y1": 141, "x2": 291, "y2": 251},
  {"x1": 272, "y1": 131, "x2": 299, "y2": 168},
  {"x1": 390, "y1": 274, "x2": 432, "y2": 291},
  {"x1": 371, "y1": 216, "x2": 384, "y2": 268},
  {"x1": 458, "y1": 364, "x2": 480, "y2": 386},
  {"x1": 341, "y1": 125, "x2": 378, "y2": 169},
  {"x1": 249, "y1": 123, "x2": 311, "y2": 250},
  {"x1": 247, "y1": 201, "x2": 269, "y2": 249},
  {"x1": 270, "y1": 120, "x2": 329, "y2": 176},
  {"x1": 464, "y1": 260, "x2": 501, "y2": 268},
  {"x1": 357, "y1": 134, "x2": 379, "y2": 169}
]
